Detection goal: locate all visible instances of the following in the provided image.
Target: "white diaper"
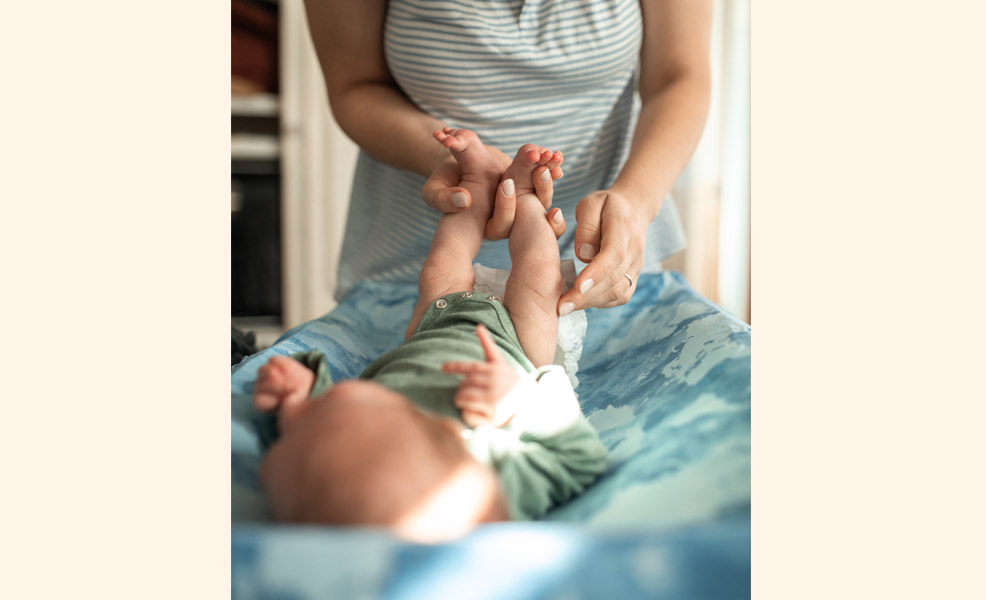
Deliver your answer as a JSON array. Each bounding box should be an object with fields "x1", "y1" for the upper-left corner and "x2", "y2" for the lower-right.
[{"x1": 472, "y1": 261, "x2": 587, "y2": 389}]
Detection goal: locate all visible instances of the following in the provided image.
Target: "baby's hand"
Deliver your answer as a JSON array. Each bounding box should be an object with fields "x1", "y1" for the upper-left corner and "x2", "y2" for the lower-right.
[
  {"x1": 253, "y1": 356, "x2": 315, "y2": 431},
  {"x1": 442, "y1": 324, "x2": 521, "y2": 428}
]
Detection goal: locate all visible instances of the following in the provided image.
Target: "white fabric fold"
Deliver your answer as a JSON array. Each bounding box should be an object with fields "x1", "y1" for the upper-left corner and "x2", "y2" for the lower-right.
[{"x1": 472, "y1": 261, "x2": 587, "y2": 388}]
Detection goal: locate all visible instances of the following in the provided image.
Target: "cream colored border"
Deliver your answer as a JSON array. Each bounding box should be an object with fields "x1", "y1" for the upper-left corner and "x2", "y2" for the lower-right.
[
  {"x1": 6, "y1": 1, "x2": 986, "y2": 598},
  {"x1": 754, "y1": 1, "x2": 986, "y2": 598},
  {"x1": 4, "y1": 2, "x2": 228, "y2": 597}
]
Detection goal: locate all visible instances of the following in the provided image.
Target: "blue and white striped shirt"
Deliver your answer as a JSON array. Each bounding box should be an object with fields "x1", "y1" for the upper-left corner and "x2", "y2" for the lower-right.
[{"x1": 336, "y1": 0, "x2": 686, "y2": 299}]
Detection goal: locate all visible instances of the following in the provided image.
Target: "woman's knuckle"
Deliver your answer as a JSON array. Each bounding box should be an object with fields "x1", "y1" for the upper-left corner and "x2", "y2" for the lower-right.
[
  {"x1": 614, "y1": 245, "x2": 628, "y2": 263},
  {"x1": 579, "y1": 222, "x2": 602, "y2": 239}
]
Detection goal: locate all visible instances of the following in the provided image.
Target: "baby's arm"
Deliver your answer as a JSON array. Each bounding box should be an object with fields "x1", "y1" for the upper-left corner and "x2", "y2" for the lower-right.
[
  {"x1": 441, "y1": 324, "x2": 521, "y2": 428},
  {"x1": 442, "y1": 327, "x2": 608, "y2": 518},
  {"x1": 465, "y1": 366, "x2": 608, "y2": 520},
  {"x1": 253, "y1": 354, "x2": 323, "y2": 432}
]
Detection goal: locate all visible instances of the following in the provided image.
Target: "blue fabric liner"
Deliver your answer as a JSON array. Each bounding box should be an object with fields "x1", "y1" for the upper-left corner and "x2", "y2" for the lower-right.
[{"x1": 231, "y1": 271, "x2": 751, "y2": 599}]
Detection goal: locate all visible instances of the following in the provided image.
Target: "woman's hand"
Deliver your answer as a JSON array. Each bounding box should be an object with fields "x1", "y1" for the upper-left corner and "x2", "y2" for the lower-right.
[
  {"x1": 486, "y1": 158, "x2": 565, "y2": 240},
  {"x1": 422, "y1": 144, "x2": 511, "y2": 213},
  {"x1": 422, "y1": 141, "x2": 564, "y2": 240},
  {"x1": 558, "y1": 190, "x2": 650, "y2": 315}
]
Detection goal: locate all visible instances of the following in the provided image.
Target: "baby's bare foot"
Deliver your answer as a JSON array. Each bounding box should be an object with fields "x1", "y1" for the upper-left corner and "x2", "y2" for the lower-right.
[
  {"x1": 502, "y1": 144, "x2": 564, "y2": 199},
  {"x1": 433, "y1": 126, "x2": 503, "y2": 185},
  {"x1": 253, "y1": 356, "x2": 315, "y2": 419}
]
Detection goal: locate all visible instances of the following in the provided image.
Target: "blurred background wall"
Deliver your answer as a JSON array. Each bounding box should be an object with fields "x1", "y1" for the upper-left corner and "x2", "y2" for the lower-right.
[
  {"x1": 665, "y1": 0, "x2": 751, "y2": 323},
  {"x1": 231, "y1": 0, "x2": 750, "y2": 345}
]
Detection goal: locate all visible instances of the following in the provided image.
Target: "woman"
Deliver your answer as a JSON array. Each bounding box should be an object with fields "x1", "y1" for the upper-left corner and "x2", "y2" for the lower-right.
[{"x1": 304, "y1": 0, "x2": 712, "y2": 315}]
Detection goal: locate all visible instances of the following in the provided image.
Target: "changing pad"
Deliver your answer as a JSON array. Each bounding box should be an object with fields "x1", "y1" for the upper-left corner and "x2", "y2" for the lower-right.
[{"x1": 231, "y1": 271, "x2": 751, "y2": 598}]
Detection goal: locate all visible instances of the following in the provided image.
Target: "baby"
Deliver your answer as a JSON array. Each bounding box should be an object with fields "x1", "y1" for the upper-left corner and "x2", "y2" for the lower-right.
[{"x1": 253, "y1": 128, "x2": 608, "y2": 542}]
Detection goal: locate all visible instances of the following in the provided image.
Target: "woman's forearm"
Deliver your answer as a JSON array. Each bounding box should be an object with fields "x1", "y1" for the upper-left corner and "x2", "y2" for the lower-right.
[
  {"x1": 611, "y1": 72, "x2": 711, "y2": 223},
  {"x1": 303, "y1": 0, "x2": 447, "y2": 178},
  {"x1": 614, "y1": 0, "x2": 714, "y2": 222},
  {"x1": 329, "y1": 81, "x2": 448, "y2": 178}
]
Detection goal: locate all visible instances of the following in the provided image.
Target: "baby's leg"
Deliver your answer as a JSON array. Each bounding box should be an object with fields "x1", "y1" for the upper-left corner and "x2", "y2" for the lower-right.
[
  {"x1": 405, "y1": 130, "x2": 494, "y2": 339},
  {"x1": 502, "y1": 147, "x2": 566, "y2": 367},
  {"x1": 433, "y1": 126, "x2": 503, "y2": 188},
  {"x1": 405, "y1": 210, "x2": 485, "y2": 339}
]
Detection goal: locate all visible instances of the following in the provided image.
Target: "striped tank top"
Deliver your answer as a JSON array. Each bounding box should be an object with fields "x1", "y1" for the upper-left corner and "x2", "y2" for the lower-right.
[{"x1": 335, "y1": 0, "x2": 687, "y2": 299}]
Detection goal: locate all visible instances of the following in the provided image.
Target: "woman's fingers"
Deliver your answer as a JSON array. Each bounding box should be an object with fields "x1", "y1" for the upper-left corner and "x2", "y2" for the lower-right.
[
  {"x1": 571, "y1": 227, "x2": 630, "y2": 304},
  {"x1": 559, "y1": 253, "x2": 639, "y2": 315},
  {"x1": 423, "y1": 157, "x2": 469, "y2": 212},
  {"x1": 489, "y1": 150, "x2": 562, "y2": 238},
  {"x1": 589, "y1": 255, "x2": 642, "y2": 309},
  {"x1": 559, "y1": 191, "x2": 644, "y2": 315},
  {"x1": 484, "y1": 178, "x2": 517, "y2": 240},
  {"x1": 573, "y1": 193, "x2": 605, "y2": 263},
  {"x1": 547, "y1": 207, "x2": 566, "y2": 239},
  {"x1": 538, "y1": 151, "x2": 565, "y2": 207},
  {"x1": 533, "y1": 166, "x2": 554, "y2": 209}
]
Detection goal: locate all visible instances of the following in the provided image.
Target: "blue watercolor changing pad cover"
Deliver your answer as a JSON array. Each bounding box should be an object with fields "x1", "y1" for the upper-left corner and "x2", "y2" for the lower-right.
[{"x1": 231, "y1": 271, "x2": 751, "y2": 599}]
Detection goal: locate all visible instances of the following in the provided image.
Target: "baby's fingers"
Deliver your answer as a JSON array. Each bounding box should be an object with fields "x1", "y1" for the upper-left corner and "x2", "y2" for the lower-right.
[
  {"x1": 473, "y1": 324, "x2": 506, "y2": 365},
  {"x1": 253, "y1": 390, "x2": 279, "y2": 412},
  {"x1": 442, "y1": 361, "x2": 491, "y2": 375},
  {"x1": 457, "y1": 402, "x2": 493, "y2": 418},
  {"x1": 459, "y1": 408, "x2": 494, "y2": 428}
]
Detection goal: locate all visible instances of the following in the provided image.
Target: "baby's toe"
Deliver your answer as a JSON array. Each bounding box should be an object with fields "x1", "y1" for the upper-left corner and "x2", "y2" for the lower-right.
[
  {"x1": 515, "y1": 143, "x2": 542, "y2": 164},
  {"x1": 545, "y1": 150, "x2": 563, "y2": 168},
  {"x1": 449, "y1": 128, "x2": 478, "y2": 144}
]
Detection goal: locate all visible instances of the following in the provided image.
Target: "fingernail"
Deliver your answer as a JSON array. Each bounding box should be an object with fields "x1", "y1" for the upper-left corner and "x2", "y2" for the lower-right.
[
  {"x1": 452, "y1": 192, "x2": 468, "y2": 207},
  {"x1": 579, "y1": 243, "x2": 596, "y2": 260},
  {"x1": 580, "y1": 278, "x2": 594, "y2": 294},
  {"x1": 540, "y1": 169, "x2": 551, "y2": 182},
  {"x1": 553, "y1": 210, "x2": 564, "y2": 224},
  {"x1": 502, "y1": 178, "x2": 514, "y2": 196},
  {"x1": 559, "y1": 302, "x2": 575, "y2": 316}
]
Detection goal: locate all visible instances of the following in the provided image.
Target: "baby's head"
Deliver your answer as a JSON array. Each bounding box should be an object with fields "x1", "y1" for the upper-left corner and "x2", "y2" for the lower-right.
[{"x1": 260, "y1": 380, "x2": 509, "y2": 542}]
